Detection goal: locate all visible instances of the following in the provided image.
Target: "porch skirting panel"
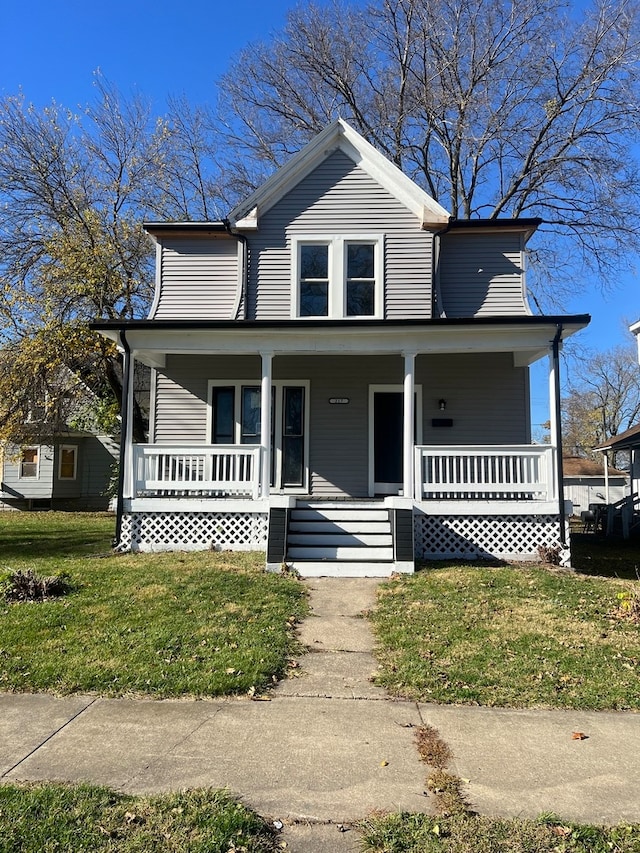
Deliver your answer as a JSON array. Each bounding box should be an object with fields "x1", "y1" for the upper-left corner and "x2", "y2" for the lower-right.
[
  {"x1": 414, "y1": 509, "x2": 571, "y2": 566},
  {"x1": 120, "y1": 510, "x2": 269, "y2": 553}
]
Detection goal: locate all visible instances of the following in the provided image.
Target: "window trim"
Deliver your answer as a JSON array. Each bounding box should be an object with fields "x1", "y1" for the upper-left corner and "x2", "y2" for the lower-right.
[
  {"x1": 58, "y1": 444, "x2": 78, "y2": 481},
  {"x1": 291, "y1": 234, "x2": 384, "y2": 319},
  {"x1": 19, "y1": 446, "x2": 40, "y2": 479}
]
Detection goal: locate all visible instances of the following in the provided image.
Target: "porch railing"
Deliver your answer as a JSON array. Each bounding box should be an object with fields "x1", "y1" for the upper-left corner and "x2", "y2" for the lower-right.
[
  {"x1": 133, "y1": 445, "x2": 261, "y2": 500},
  {"x1": 414, "y1": 445, "x2": 556, "y2": 501}
]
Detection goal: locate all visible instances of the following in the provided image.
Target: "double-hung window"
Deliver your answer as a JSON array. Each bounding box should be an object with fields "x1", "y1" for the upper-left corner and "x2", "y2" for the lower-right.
[{"x1": 293, "y1": 235, "x2": 383, "y2": 319}]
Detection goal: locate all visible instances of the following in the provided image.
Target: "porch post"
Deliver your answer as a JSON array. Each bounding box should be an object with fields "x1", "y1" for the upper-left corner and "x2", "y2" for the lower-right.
[
  {"x1": 260, "y1": 351, "x2": 273, "y2": 498},
  {"x1": 114, "y1": 331, "x2": 134, "y2": 548},
  {"x1": 550, "y1": 326, "x2": 567, "y2": 545},
  {"x1": 403, "y1": 350, "x2": 416, "y2": 499}
]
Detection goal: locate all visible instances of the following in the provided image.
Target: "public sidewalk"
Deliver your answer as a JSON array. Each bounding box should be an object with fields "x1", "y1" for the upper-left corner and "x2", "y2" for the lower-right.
[{"x1": 1, "y1": 578, "x2": 639, "y2": 852}]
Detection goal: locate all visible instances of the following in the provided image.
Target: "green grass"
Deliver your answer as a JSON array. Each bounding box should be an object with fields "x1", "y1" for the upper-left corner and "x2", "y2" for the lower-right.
[
  {"x1": 0, "y1": 513, "x2": 307, "y2": 697},
  {"x1": 0, "y1": 783, "x2": 278, "y2": 852},
  {"x1": 370, "y1": 563, "x2": 640, "y2": 709},
  {"x1": 359, "y1": 812, "x2": 640, "y2": 852}
]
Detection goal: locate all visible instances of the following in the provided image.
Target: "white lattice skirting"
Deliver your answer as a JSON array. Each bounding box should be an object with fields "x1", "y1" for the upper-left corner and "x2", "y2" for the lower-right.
[
  {"x1": 415, "y1": 512, "x2": 571, "y2": 567},
  {"x1": 119, "y1": 511, "x2": 268, "y2": 553}
]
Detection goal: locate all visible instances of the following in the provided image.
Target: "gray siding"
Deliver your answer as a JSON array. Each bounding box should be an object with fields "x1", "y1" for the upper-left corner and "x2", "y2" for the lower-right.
[
  {"x1": 247, "y1": 150, "x2": 433, "y2": 320},
  {"x1": 419, "y1": 353, "x2": 530, "y2": 445},
  {"x1": 1, "y1": 443, "x2": 54, "y2": 500},
  {"x1": 154, "y1": 355, "x2": 261, "y2": 443},
  {"x1": 153, "y1": 352, "x2": 529, "y2": 497},
  {"x1": 438, "y1": 232, "x2": 531, "y2": 317},
  {"x1": 52, "y1": 436, "x2": 118, "y2": 506},
  {"x1": 152, "y1": 236, "x2": 239, "y2": 320},
  {"x1": 1, "y1": 437, "x2": 118, "y2": 510}
]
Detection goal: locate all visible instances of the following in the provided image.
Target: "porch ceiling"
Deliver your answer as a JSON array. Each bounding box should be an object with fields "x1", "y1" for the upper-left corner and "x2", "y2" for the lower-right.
[{"x1": 91, "y1": 316, "x2": 590, "y2": 369}]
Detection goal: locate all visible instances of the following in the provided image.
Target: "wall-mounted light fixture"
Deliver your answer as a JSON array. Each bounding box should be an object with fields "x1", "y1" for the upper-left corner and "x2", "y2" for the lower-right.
[{"x1": 439, "y1": 398, "x2": 447, "y2": 411}]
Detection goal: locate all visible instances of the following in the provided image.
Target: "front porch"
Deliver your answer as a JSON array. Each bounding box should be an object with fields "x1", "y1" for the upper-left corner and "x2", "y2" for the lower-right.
[
  {"x1": 118, "y1": 442, "x2": 571, "y2": 572},
  {"x1": 91, "y1": 316, "x2": 590, "y2": 574}
]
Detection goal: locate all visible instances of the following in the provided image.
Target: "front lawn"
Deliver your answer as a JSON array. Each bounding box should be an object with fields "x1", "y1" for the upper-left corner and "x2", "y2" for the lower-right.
[
  {"x1": 360, "y1": 812, "x2": 640, "y2": 853},
  {"x1": 370, "y1": 563, "x2": 640, "y2": 709},
  {"x1": 0, "y1": 513, "x2": 306, "y2": 697},
  {"x1": 0, "y1": 783, "x2": 278, "y2": 852}
]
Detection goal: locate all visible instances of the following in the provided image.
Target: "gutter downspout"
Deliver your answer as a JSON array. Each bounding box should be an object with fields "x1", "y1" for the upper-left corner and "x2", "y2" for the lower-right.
[
  {"x1": 114, "y1": 329, "x2": 131, "y2": 549},
  {"x1": 552, "y1": 324, "x2": 566, "y2": 546},
  {"x1": 223, "y1": 219, "x2": 247, "y2": 320}
]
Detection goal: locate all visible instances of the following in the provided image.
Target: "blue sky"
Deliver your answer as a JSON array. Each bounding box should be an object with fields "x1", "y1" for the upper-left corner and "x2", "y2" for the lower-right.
[{"x1": 1, "y1": 0, "x2": 638, "y2": 430}]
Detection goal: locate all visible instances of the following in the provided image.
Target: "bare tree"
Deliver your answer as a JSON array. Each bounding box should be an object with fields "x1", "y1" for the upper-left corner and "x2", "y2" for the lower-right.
[
  {"x1": 563, "y1": 342, "x2": 640, "y2": 464},
  {"x1": 217, "y1": 0, "x2": 640, "y2": 303},
  {"x1": 0, "y1": 76, "x2": 221, "y2": 442}
]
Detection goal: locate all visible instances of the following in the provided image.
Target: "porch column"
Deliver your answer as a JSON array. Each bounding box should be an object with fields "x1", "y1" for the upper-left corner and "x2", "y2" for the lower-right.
[
  {"x1": 123, "y1": 347, "x2": 136, "y2": 500},
  {"x1": 549, "y1": 326, "x2": 567, "y2": 545},
  {"x1": 260, "y1": 351, "x2": 273, "y2": 498},
  {"x1": 403, "y1": 350, "x2": 416, "y2": 499},
  {"x1": 114, "y1": 331, "x2": 135, "y2": 548}
]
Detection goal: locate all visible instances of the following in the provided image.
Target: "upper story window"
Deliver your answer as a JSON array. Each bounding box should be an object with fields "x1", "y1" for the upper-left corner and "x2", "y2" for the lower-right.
[{"x1": 293, "y1": 235, "x2": 383, "y2": 319}]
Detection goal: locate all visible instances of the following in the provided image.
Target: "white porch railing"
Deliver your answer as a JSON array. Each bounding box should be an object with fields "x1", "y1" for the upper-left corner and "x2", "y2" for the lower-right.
[
  {"x1": 133, "y1": 445, "x2": 261, "y2": 500},
  {"x1": 414, "y1": 445, "x2": 556, "y2": 501}
]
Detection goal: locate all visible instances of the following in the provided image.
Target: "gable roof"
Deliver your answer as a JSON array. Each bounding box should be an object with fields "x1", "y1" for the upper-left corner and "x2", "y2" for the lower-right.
[
  {"x1": 593, "y1": 423, "x2": 640, "y2": 453},
  {"x1": 228, "y1": 118, "x2": 451, "y2": 231}
]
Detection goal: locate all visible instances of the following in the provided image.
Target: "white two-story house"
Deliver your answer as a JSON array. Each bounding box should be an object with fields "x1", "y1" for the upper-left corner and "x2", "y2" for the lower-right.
[{"x1": 92, "y1": 119, "x2": 589, "y2": 574}]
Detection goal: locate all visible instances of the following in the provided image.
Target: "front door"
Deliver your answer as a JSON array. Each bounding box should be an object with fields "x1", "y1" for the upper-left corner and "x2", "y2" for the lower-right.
[
  {"x1": 374, "y1": 392, "x2": 403, "y2": 493},
  {"x1": 370, "y1": 385, "x2": 422, "y2": 496}
]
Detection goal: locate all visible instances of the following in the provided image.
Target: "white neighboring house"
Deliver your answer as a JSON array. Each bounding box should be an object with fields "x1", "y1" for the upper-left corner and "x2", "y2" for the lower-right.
[
  {"x1": 92, "y1": 119, "x2": 590, "y2": 573},
  {"x1": 562, "y1": 456, "x2": 628, "y2": 514}
]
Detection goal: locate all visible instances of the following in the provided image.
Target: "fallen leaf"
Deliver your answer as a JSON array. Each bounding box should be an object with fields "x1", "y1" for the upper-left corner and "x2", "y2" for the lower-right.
[
  {"x1": 571, "y1": 731, "x2": 588, "y2": 740},
  {"x1": 380, "y1": 760, "x2": 389, "y2": 766}
]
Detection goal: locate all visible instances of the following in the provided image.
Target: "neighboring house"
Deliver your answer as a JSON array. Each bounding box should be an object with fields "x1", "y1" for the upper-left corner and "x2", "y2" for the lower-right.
[
  {"x1": 0, "y1": 369, "x2": 119, "y2": 511},
  {"x1": 92, "y1": 119, "x2": 589, "y2": 574},
  {"x1": 562, "y1": 456, "x2": 628, "y2": 513},
  {"x1": 593, "y1": 424, "x2": 640, "y2": 538},
  {"x1": 0, "y1": 435, "x2": 118, "y2": 511}
]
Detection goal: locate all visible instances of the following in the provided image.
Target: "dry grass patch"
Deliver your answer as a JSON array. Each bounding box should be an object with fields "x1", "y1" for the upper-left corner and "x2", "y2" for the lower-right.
[{"x1": 370, "y1": 564, "x2": 640, "y2": 709}]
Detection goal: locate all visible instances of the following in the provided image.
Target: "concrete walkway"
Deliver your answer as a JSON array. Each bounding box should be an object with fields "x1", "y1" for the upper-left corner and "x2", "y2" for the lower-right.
[{"x1": 1, "y1": 577, "x2": 639, "y2": 852}]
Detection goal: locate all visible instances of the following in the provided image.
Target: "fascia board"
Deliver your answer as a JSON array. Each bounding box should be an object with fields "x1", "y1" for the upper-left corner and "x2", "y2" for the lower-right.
[
  {"x1": 115, "y1": 321, "x2": 583, "y2": 361},
  {"x1": 228, "y1": 118, "x2": 450, "y2": 228}
]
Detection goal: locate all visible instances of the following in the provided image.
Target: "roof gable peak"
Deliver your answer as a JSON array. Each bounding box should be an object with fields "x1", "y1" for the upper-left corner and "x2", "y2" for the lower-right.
[{"x1": 229, "y1": 118, "x2": 450, "y2": 230}]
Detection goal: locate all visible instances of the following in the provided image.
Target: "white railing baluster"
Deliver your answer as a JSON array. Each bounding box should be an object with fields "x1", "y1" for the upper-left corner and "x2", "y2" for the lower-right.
[
  {"x1": 132, "y1": 444, "x2": 262, "y2": 498},
  {"x1": 414, "y1": 445, "x2": 555, "y2": 502}
]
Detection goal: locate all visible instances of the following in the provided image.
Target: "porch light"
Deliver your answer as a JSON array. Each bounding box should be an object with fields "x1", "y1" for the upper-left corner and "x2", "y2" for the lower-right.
[{"x1": 439, "y1": 399, "x2": 447, "y2": 411}]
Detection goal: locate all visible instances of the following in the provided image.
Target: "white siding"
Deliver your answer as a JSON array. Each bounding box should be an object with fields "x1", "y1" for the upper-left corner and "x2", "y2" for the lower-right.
[
  {"x1": 247, "y1": 150, "x2": 434, "y2": 320},
  {"x1": 152, "y1": 237, "x2": 239, "y2": 320},
  {"x1": 439, "y1": 232, "x2": 531, "y2": 317}
]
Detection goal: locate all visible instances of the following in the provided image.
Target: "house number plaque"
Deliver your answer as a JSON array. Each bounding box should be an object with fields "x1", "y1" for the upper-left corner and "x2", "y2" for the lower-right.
[{"x1": 329, "y1": 397, "x2": 350, "y2": 404}]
